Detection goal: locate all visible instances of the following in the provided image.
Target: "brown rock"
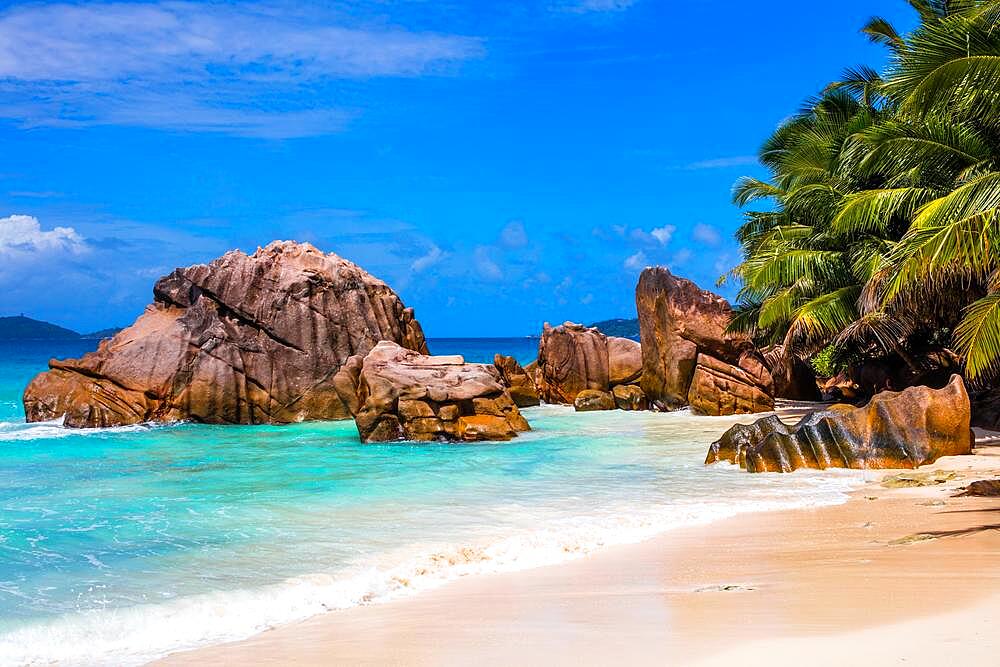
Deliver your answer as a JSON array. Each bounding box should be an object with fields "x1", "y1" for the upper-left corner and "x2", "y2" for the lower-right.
[
  {"x1": 955, "y1": 480, "x2": 1000, "y2": 497},
  {"x1": 688, "y1": 353, "x2": 774, "y2": 416},
  {"x1": 635, "y1": 267, "x2": 760, "y2": 414},
  {"x1": 352, "y1": 341, "x2": 530, "y2": 443},
  {"x1": 612, "y1": 384, "x2": 647, "y2": 411},
  {"x1": 607, "y1": 337, "x2": 642, "y2": 387},
  {"x1": 821, "y1": 371, "x2": 859, "y2": 402},
  {"x1": 536, "y1": 322, "x2": 609, "y2": 404},
  {"x1": 493, "y1": 354, "x2": 540, "y2": 408},
  {"x1": 706, "y1": 375, "x2": 973, "y2": 473},
  {"x1": 23, "y1": 242, "x2": 428, "y2": 428},
  {"x1": 573, "y1": 389, "x2": 616, "y2": 412}
]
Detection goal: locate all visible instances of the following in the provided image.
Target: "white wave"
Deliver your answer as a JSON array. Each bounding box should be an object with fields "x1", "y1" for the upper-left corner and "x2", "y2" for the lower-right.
[
  {"x1": 0, "y1": 477, "x2": 859, "y2": 667},
  {"x1": 0, "y1": 419, "x2": 175, "y2": 442}
]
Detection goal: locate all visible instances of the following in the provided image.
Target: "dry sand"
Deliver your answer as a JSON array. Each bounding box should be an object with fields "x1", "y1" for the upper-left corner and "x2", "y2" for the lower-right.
[{"x1": 159, "y1": 431, "x2": 1000, "y2": 667}]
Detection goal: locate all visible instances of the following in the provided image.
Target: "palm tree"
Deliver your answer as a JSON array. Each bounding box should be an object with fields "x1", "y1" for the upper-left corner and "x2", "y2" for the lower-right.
[{"x1": 729, "y1": 0, "x2": 1000, "y2": 381}]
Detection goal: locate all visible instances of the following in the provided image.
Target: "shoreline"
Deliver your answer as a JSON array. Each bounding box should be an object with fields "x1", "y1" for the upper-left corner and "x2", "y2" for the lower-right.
[{"x1": 158, "y1": 430, "x2": 1000, "y2": 666}]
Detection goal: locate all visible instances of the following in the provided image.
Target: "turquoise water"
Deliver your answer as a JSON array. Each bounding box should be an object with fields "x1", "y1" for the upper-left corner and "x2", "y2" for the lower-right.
[{"x1": 0, "y1": 340, "x2": 859, "y2": 665}]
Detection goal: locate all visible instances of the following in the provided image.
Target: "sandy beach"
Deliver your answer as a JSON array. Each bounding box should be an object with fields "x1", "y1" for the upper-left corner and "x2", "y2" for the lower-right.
[{"x1": 158, "y1": 428, "x2": 1000, "y2": 666}]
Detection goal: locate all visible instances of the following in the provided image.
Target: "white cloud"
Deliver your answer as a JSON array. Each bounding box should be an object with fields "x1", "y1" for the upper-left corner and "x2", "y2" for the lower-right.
[
  {"x1": 685, "y1": 155, "x2": 757, "y2": 170},
  {"x1": 0, "y1": 2, "x2": 483, "y2": 137},
  {"x1": 0, "y1": 214, "x2": 84, "y2": 254},
  {"x1": 692, "y1": 223, "x2": 721, "y2": 246},
  {"x1": 580, "y1": 293, "x2": 594, "y2": 304},
  {"x1": 411, "y1": 244, "x2": 446, "y2": 272},
  {"x1": 650, "y1": 224, "x2": 675, "y2": 245},
  {"x1": 624, "y1": 250, "x2": 647, "y2": 271},
  {"x1": 474, "y1": 246, "x2": 503, "y2": 280},
  {"x1": 499, "y1": 220, "x2": 528, "y2": 248},
  {"x1": 0, "y1": 3, "x2": 480, "y2": 81}
]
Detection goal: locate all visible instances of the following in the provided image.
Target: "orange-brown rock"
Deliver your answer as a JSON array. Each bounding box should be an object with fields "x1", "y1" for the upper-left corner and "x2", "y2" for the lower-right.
[
  {"x1": 23, "y1": 241, "x2": 428, "y2": 427},
  {"x1": 688, "y1": 353, "x2": 774, "y2": 416},
  {"x1": 573, "y1": 389, "x2": 616, "y2": 412},
  {"x1": 536, "y1": 322, "x2": 609, "y2": 404},
  {"x1": 607, "y1": 337, "x2": 642, "y2": 386},
  {"x1": 636, "y1": 266, "x2": 768, "y2": 415},
  {"x1": 348, "y1": 341, "x2": 530, "y2": 442},
  {"x1": 493, "y1": 354, "x2": 540, "y2": 408},
  {"x1": 612, "y1": 384, "x2": 647, "y2": 411},
  {"x1": 705, "y1": 375, "x2": 973, "y2": 473}
]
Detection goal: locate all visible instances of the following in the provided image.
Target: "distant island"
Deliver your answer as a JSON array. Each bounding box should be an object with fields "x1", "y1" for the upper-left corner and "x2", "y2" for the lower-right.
[
  {"x1": 0, "y1": 315, "x2": 122, "y2": 341},
  {"x1": 589, "y1": 318, "x2": 639, "y2": 338}
]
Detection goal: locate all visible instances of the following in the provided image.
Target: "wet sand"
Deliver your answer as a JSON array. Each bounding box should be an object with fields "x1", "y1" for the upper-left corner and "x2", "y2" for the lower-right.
[{"x1": 159, "y1": 434, "x2": 1000, "y2": 666}]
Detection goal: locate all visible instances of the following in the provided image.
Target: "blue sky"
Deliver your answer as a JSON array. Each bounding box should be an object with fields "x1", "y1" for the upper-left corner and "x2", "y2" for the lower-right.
[{"x1": 0, "y1": 0, "x2": 915, "y2": 336}]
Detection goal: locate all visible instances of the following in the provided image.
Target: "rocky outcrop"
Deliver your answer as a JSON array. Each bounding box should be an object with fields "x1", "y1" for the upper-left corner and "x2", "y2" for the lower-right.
[
  {"x1": 612, "y1": 384, "x2": 647, "y2": 411},
  {"x1": 493, "y1": 354, "x2": 540, "y2": 408},
  {"x1": 955, "y1": 480, "x2": 1000, "y2": 497},
  {"x1": 608, "y1": 337, "x2": 642, "y2": 386},
  {"x1": 636, "y1": 267, "x2": 772, "y2": 415},
  {"x1": 23, "y1": 241, "x2": 428, "y2": 428},
  {"x1": 688, "y1": 353, "x2": 773, "y2": 416},
  {"x1": 536, "y1": 322, "x2": 610, "y2": 404},
  {"x1": 705, "y1": 375, "x2": 973, "y2": 473},
  {"x1": 339, "y1": 341, "x2": 529, "y2": 442},
  {"x1": 574, "y1": 389, "x2": 616, "y2": 412}
]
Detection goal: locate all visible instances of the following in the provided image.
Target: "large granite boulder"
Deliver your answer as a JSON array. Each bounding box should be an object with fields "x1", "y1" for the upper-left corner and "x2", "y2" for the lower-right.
[
  {"x1": 636, "y1": 267, "x2": 772, "y2": 415},
  {"x1": 608, "y1": 337, "x2": 642, "y2": 386},
  {"x1": 23, "y1": 241, "x2": 428, "y2": 427},
  {"x1": 705, "y1": 375, "x2": 973, "y2": 473},
  {"x1": 536, "y1": 322, "x2": 610, "y2": 404},
  {"x1": 339, "y1": 341, "x2": 530, "y2": 442},
  {"x1": 688, "y1": 353, "x2": 774, "y2": 416},
  {"x1": 493, "y1": 354, "x2": 540, "y2": 408}
]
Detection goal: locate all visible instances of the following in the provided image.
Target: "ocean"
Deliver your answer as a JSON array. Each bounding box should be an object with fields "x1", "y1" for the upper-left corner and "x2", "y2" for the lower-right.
[{"x1": 0, "y1": 339, "x2": 860, "y2": 665}]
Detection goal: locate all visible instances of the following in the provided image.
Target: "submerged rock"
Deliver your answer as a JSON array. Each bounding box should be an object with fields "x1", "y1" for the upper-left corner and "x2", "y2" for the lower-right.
[
  {"x1": 881, "y1": 471, "x2": 958, "y2": 488},
  {"x1": 23, "y1": 241, "x2": 428, "y2": 427},
  {"x1": 636, "y1": 266, "x2": 772, "y2": 415},
  {"x1": 493, "y1": 354, "x2": 540, "y2": 408},
  {"x1": 573, "y1": 389, "x2": 616, "y2": 412},
  {"x1": 345, "y1": 341, "x2": 530, "y2": 443},
  {"x1": 706, "y1": 375, "x2": 973, "y2": 473}
]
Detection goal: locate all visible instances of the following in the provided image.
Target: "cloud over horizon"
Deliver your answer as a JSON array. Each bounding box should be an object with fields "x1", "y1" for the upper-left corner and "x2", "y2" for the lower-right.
[{"x1": 0, "y1": 2, "x2": 483, "y2": 137}]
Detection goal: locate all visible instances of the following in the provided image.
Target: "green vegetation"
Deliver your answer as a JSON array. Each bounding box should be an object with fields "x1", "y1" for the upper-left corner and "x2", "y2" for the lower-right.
[
  {"x1": 727, "y1": 0, "x2": 1000, "y2": 380},
  {"x1": 809, "y1": 346, "x2": 841, "y2": 379}
]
